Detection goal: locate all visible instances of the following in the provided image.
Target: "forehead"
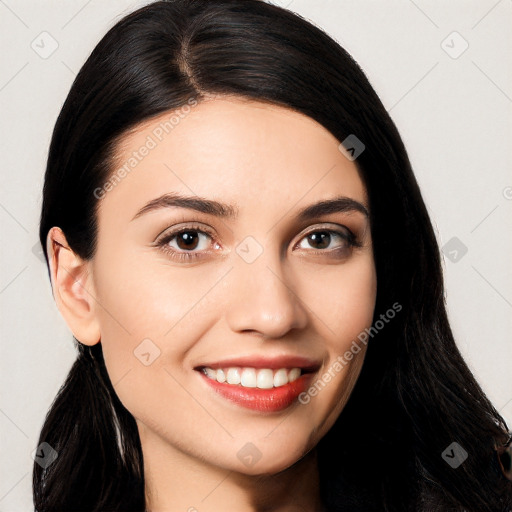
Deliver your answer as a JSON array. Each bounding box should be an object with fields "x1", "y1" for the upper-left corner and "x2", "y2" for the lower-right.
[{"x1": 99, "y1": 96, "x2": 368, "y2": 223}]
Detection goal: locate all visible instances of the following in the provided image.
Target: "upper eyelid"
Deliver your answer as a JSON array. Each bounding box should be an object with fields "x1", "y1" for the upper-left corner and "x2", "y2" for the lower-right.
[
  {"x1": 156, "y1": 221, "x2": 351, "y2": 236},
  {"x1": 155, "y1": 222, "x2": 215, "y2": 242}
]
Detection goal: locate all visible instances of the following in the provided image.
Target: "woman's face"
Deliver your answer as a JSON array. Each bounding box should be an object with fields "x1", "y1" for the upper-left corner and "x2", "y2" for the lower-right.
[{"x1": 88, "y1": 96, "x2": 377, "y2": 475}]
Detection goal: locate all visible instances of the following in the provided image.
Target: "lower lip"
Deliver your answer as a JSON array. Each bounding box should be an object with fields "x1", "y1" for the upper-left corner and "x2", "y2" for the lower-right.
[{"x1": 197, "y1": 370, "x2": 313, "y2": 413}]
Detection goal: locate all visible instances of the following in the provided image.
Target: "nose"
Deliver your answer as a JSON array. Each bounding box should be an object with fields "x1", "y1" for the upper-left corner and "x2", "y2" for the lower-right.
[{"x1": 225, "y1": 248, "x2": 309, "y2": 339}]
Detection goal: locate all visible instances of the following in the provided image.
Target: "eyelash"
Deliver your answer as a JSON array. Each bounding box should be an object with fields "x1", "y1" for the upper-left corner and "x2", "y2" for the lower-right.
[{"x1": 154, "y1": 223, "x2": 362, "y2": 262}]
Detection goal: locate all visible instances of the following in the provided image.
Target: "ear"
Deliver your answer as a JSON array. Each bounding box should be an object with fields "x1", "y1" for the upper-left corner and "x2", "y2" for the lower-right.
[{"x1": 46, "y1": 226, "x2": 101, "y2": 346}]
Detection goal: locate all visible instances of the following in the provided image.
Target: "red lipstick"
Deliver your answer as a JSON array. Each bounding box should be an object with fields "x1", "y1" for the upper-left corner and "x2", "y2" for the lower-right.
[
  {"x1": 194, "y1": 354, "x2": 321, "y2": 413},
  {"x1": 197, "y1": 370, "x2": 314, "y2": 412}
]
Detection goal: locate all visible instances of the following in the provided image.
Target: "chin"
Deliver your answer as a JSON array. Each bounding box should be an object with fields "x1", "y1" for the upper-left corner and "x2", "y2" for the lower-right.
[{"x1": 231, "y1": 439, "x2": 315, "y2": 477}]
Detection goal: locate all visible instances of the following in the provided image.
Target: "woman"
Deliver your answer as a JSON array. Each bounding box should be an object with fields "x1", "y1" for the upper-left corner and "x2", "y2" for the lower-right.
[{"x1": 33, "y1": 0, "x2": 512, "y2": 510}]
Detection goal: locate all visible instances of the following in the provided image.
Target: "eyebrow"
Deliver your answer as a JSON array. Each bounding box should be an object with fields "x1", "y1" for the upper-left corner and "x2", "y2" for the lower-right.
[{"x1": 131, "y1": 192, "x2": 369, "y2": 221}]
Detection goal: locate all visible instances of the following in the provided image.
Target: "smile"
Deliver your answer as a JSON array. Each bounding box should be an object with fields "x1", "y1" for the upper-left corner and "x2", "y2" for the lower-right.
[
  {"x1": 194, "y1": 354, "x2": 321, "y2": 412},
  {"x1": 202, "y1": 366, "x2": 303, "y2": 389}
]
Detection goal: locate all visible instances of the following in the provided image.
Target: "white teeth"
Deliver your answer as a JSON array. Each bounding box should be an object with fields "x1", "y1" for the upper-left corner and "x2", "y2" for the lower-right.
[
  {"x1": 226, "y1": 367, "x2": 241, "y2": 385},
  {"x1": 288, "y1": 368, "x2": 301, "y2": 382},
  {"x1": 273, "y1": 368, "x2": 289, "y2": 387},
  {"x1": 204, "y1": 367, "x2": 216, "y2": 379},
  {"x1": 240, "y1": 368, "x2": 257, "y2": 388},
  {"x1": 256, "y1": 369, "x2": 274, "y2": 389},
  {"x1": 202, "y1": 366, "x2": 304, "y2": 388}
]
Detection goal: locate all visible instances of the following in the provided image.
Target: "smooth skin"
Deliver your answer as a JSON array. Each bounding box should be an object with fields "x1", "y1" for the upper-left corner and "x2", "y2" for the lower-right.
[{"x1": 47, "y1": 96, "x2": 377, "y2": 512}]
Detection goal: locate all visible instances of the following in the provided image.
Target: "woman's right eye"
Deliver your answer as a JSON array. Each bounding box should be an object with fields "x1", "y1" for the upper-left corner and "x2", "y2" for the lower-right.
[{"x1": 155, "y1": 225, "x2": 218, "y2": 262}]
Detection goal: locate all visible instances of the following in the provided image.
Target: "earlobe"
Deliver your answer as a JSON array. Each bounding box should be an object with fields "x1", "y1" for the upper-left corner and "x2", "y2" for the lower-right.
[{"x1": 46, "y1": 227, "x2": 101, "y2": 346}]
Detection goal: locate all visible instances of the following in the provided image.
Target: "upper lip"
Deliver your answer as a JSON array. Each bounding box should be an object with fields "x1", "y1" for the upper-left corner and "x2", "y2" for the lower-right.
[{"x1": 194, "y1": 354, "x2": 322, "y2": 373}]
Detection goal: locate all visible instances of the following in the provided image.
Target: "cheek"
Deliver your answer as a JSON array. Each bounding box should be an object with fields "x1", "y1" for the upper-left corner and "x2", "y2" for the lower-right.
[
  {"x1": 91, "y1": 247, "x2": 210, "y2": 344},
  {"x1": 295, "y1": 255, "x2": 376, "y2": 434},
  {"x1": 311, "y1": 253, "x2": 377, "y2": 346},
  {"x1": 89, "y1": 248, "x2": 226, "y2": 404},
  {"x1": 89, "y1": 257, "x2": 199, "y2": 435}
]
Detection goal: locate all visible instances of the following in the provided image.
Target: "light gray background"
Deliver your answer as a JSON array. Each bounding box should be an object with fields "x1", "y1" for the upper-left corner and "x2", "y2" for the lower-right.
[{"x1": 1, "y1": 0, "x2": 511, "y2": 509}]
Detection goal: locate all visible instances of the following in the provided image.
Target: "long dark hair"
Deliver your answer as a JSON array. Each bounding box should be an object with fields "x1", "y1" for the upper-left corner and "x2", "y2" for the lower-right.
[{"x1": 34, "y1": 1, "x2": 512, "y2": 510}]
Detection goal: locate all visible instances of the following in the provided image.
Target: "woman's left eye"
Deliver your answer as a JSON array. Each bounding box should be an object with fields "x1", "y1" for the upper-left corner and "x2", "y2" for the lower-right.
[
  {"x1": 155, "y1": 224, "x2": 360, "y2": 262},
  {"x1": 295, "y1": 228, "x2": 358, "y2": 253}
]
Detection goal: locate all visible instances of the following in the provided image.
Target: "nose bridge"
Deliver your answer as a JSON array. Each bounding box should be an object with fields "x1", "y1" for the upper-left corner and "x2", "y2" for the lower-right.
[{"x1": 225, "y1": 235, "x2": 308, "y2": 338}]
